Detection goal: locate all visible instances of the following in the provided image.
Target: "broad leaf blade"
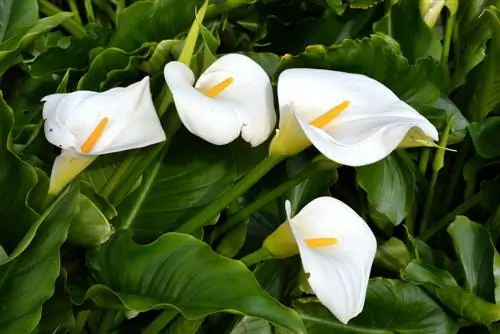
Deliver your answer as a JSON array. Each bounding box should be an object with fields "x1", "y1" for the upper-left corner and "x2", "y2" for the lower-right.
[
  {"x1": 293, "y1": 278, "x2": 457, "y2": 334},
  {"x1": 0, "y1": 91, "x2": 38, "y2": 257},
  {"x1": 87, "y1": 232, "x2": 306, "y2": 333},
  {"x1": 0, "y1": 185, "x2": 79, "y2": 333}
]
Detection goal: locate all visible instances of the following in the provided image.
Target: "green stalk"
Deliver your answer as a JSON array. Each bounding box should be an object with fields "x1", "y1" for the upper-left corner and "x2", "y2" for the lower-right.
[
  {"x1": 213, "y1": 163, "x2": 320, "y2": 240},
  {"x1": 239, "y1": 248, "x2": 272, "y2": 267},
  {"x1": 38, "y1": 0, "x2": 87, "y2": 38},
  {"x1": 143, "y1": 309, "x2": 178, "y2": 334},
  {"x1": 419, "y1": 120, "x2": 452, "y2": 235},
  {"x1": 68, "y1": 0, "x2": 83, "y2": 24},
  {"x1": 70, "y1": 311, "x2": 90, "y2": 334},
  {"x1": 177, "y1": 155, "x2": 286, "y2": 234},
  {"x1": 84, "y1": 0, "x2": 96, "y2": 22},
  {"x1": 421, "y1": 192, "x2": 482, "y2": 241},
  {"x1": 441, "y1": 13, "x2": 456, "y2": 85},
  {"x1": 98, "y1": 310, "x2": 118, "y2": 334},
  {"x1": 442, "y1": 139, "x2": 471, "y2": 210},
  {"x1": 92, "y1": 0, "x2": 116, "y2": 24},
  {"x1": 418, "y1": 149, "x2": 431, "y2": 175}
]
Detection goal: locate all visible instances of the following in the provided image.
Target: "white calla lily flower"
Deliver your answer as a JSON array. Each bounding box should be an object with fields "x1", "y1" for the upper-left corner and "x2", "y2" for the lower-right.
[
  {"x1": 269, "y1": 68, "x2": 439, "y2": 166},
  {"x1": 163, "y1": 53, "x2": 276, "y2": 146},
  {"x1": 42, "y1": 76, "x2": 166, "y2": 195},
  {"x1": 285, "y1": 197, "x2": 376, "y2": 324}
]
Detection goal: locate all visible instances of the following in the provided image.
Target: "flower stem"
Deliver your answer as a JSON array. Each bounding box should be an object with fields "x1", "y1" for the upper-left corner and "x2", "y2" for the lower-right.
[
  {"x1": 240, "y1": 248, "x2": 272, "y2": 267},
  {"x1": 92, "y1": 0, "x2": 117, "y2": 25},
  {"x1": 442, "y1": 13, "x2": 456, "y2": 85},
  {"x1": 71, "y1": 310, "x2": 90, "y2": 334},
  {"x1": 213, "y1": 163, "x2": 320, "y2": 240},
  {"x1": 421, "y1": 192, "x2": 482, "y2": 241},
  {"x1": 177, "y1": 155, "x2": 286, "y2": 234},
  {"x1": 143, "y1": 309, "x2": 178, "y2": 334},
  {"x1": 84, "y1": 0, "x2": 96, "y2": 22},
  {"x1": 98, "y1": 310, "x2": 118, "y2": 334},
  {"x1": 418, "y1": 149, "x2": 431, "y2": 175},
  {"x1": 442, "y1": 139, "x2": 471, "y2": 210},
  {"x1": 419, "y1": 120, "x2": 452, "y2": 235},
  {"x1": 38, "y1": 0, "x2": 87, "y2": 38},
  {"x1": 68, "y1": 0, "x2": 83, "y2": 24}
]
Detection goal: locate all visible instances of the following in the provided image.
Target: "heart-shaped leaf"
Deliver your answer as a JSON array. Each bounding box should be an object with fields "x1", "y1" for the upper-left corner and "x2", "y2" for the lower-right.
[{"x1": 86, "y1": 231, "x2": 306, "y2": 333}]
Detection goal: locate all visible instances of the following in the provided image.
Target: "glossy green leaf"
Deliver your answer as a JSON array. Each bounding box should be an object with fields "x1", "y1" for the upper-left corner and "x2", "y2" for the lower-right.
[
  {"x1": 402, "y1": 260, "x2": 500, "y2": 325},
  {"x1": 463, "y1": 7, "x2": 500, "y2": 121},
  {"x1": 68, "y1": 194, "x2": 113, "y2": 247},
  {"x1": 216, "y1": 222, "x2": 248, "y2": 258},
  {"x1": 448, "y1": 216, "x2": 498, "y2": 301},
  {"x1": 293, "y1": 278, "x2": 457, "y2": 334},
  {"x1": 469, "y1": 117, "x2": 500, "y2": 159},
  {"x1": 374, "y1": 0, "x2": 442, "y2": 62},
  {"x1": 0, "y1": 12, "x2": 72, "y2": 76},
  {"x1": 231, "y1": 316, "x2": 272, "y2": 334},
  {"x1": 261, "y1": 10, "x2": 374, "y2": 55},
  {"x1": 0, "y1": 91, "x2": 38, "y2": 257},
  {"x1": 0, "y1": 185, "x2": 79, "y2": 333},
  {"x1": 0, "y1": 0, "x2": 38, "y2": 42},
  {"x1": 86, "y1": 231, "x2": 306, "y2": 333},
  {"x1": 453, "y1": 0, "x2": 500, "y2": 88},
  {"x1": 117, "y1": 131, "x2": 266, "y2": 239},
  {"x1": 110, "y1": 0, "x2": 204, "y2": 51},
  {"x1": 77, "y1": 44, "x2": 155, "y2": 91},
  {"x1": 276, "y1": 33, "x2": 441, "y2": 107},
  {"x1": 29, "y1": 24, "x2": 112, "y2": 76},
  {"x1": 166, "y1": 316, "x2": 204, "y2": 334},
  {"x1": 357, "y1": 154, "x2": 416, "y2": 225},
  {"x1": 375, "y1": 237, "x2": 413, "y2": 272}
]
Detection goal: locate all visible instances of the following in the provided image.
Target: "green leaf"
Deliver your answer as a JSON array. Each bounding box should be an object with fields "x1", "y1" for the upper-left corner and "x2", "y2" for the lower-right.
[
  {"x1": 29, "y1": 24, "x2": 112, "y2": 76},
  {"x1": 0, "y1": 91, "x2": 38, "y2": 257},
  {"x1": 0, "y1": 12, "x2": 72, "y2": 76},
  {"x1": 166, "y1": 316, "x2": 204, "y2": 334},
  {"x1": 463, "y1": 7, "x2": 500, "y2": 121},
  {"x1": 116, "y1": 131, "x2": 264, "y2": 238},
  {"x1": 357, "y1": 154, "x2": 416, "y2": 225},
  {"x1": 86, "y1": 231, "x2": 306, "y2": 333},
  {"x1": 77, "y1": 44, "x2": 155, "y2": 91},
  {"x1": 447, "y1": 216, "x2": 498, "y2": 301},
  {"x1": 0, "y1": 0, "x2": 38, "y2": 42},
  {"x1": 260, "y1": 10, "x2": 374, "y2": 55},
  {"x1": 453, "y1": 0, "x2": 500, "y2": 88},
  {"x1": 276, "y1": 33, "x2": 441, "y2": 107},
  {"x1": 68, "y1": 194, "x2": 113, "y2": 247},
  {"x1": 402, "y1": 260, "x2": 500, "y2": 325},
  {"x1": 373, "y1": 0, "x2": 442, "y2": 62},
  {"x1": 469, "y1": 117, "x2": 500, "y2": 159},
  {"x1": 110, "y1": 0, "x2": 204, "y2": 51},
  {"x1": 293, "y1": 278, "x2": 457, "y2": 334},
  {"x1": 231, "y1": 316, "x2": 272, "y2": 334},
  {"x1": 215, "y1": 222, "x2": 248, "y2": 258},
  {"x1": 374, "y1": 237, "x2": 413, "y2": 272},
  {"x1": 0, "y1": 184, "x2": 79, "y2": 333}
]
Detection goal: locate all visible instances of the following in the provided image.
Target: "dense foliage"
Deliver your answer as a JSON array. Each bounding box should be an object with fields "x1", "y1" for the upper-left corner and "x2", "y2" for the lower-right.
[{"x1": 1, "y1": 0, "x2": 500, "y2": 333}]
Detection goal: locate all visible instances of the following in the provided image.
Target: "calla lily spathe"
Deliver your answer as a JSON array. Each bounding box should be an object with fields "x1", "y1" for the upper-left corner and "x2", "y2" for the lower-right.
[
  {"x1": 42, "y1": 76, "x2": 166, "y2": 194},
  {"x1": 285, "y1": 197, "x2": 377, "y2": 324},
  {"x1": 269, "y1": 68, "x2": 439, "y2": 166},
  {"x1": 164, "y1": 53, "x2": 276, "y2": 146}
]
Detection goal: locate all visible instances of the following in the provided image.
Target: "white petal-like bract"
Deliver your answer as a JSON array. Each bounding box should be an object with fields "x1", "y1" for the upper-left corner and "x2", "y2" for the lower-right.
[
  {"x1": 164, "y1": 53, "x2": 276, "y2": 146},
  {"x1": 42, "y1": 76, "x2": 166, "y2": 156},
  {"x1": 275, "y1": 68, "x2": 438, "y2": 166},
  {"x1": 285, "y1": 197, "x2": 377, "y2": 324}
]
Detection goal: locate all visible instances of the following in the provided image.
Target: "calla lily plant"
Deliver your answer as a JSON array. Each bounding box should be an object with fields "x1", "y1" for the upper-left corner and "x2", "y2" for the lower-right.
[
  {"x1": 270, "y1": 68, "x2": 439, "y2": 166},
  {"x1": 262, "y1": 197, "x2": 377, "y2": 324},
  {"x1": 42, "y1": 77, "x2": 166, "y2": 195},
  {"x1": 164, "y1": 53, "x2": 276, "y2": 147}
]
